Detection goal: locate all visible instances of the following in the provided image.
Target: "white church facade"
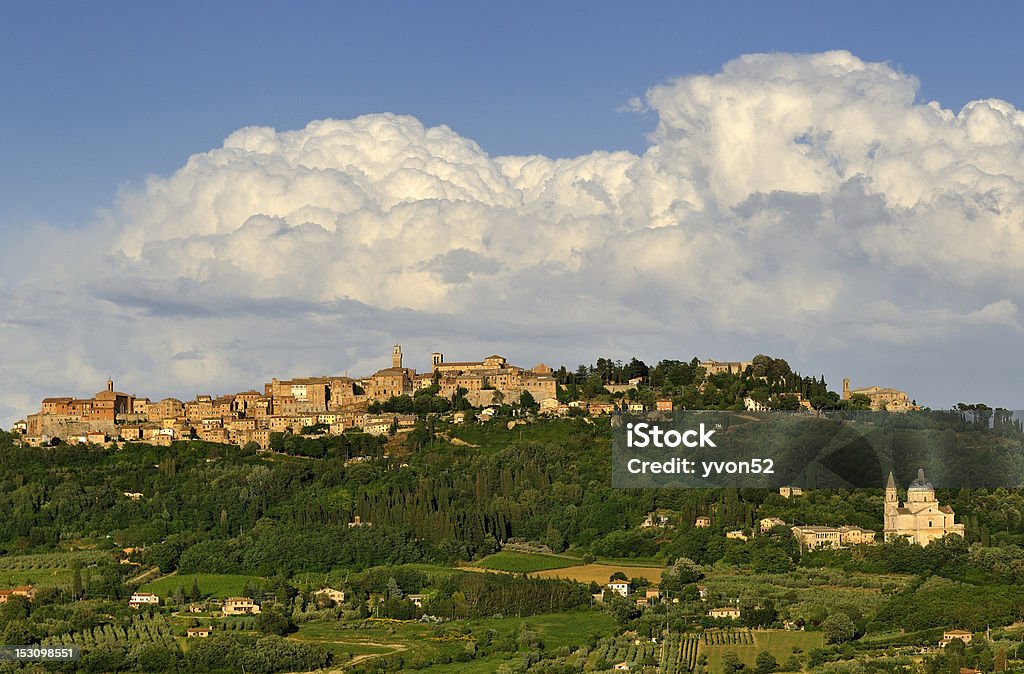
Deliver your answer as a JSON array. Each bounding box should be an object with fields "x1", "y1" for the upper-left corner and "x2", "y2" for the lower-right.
[{"x1": 883, "y1": 469, "x2": 965, "y2": 545}]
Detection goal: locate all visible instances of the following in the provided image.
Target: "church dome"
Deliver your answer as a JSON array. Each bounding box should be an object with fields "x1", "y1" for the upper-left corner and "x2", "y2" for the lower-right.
[{"x1": 907, "y1": 468, "x2": 933, "y2": 491}]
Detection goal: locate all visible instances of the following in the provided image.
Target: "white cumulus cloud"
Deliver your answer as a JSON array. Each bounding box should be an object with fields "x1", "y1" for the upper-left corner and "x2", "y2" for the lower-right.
[{"x1": 3, "y1": 49, "x2": 1024, "y2": 424}]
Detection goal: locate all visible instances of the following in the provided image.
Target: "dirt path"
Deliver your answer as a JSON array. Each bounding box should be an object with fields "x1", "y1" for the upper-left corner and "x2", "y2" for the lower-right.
[
  {"x1": 129, "y1": 566, "x2": 171, "y2": 585},
  {"x1": 286, "y1": 640, "x2": 408, "y2": 673}
]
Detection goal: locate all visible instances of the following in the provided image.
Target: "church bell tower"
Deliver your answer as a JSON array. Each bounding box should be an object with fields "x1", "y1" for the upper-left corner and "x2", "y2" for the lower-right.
[
  {"x1": 884, "y1": 471, "x2": 899, "y2": 540},
  {"x1": 392, "y1": 344, "x2": 403, "y2": 369}
]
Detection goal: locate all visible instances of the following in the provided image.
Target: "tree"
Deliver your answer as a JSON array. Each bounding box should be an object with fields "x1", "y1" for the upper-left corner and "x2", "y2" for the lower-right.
[
  {"x1": 821, "y1": 611, "x2": 856, "y2": 644},
  {"x1": 255, "y1": 606, "x2": 294, "y2": 636},
  {"x1": 721, "y1": 651, "x2": 744, "y2": 674},
  {"x1": 755, "y1": 650, "x2": 778, "y2": 674},
  {"x1": 519, "y1": 390, "x2": 537, "y2": 412},
  {"x1": 72, "y1": 561, "x2": 84, "y2": 600}
]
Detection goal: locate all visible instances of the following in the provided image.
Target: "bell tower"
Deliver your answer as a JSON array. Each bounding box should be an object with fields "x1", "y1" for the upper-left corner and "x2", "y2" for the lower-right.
[
  {"x1": 392, "y1": 344, "x2": 403, "y2": 369},
  {"x1": 884, "y1": 471, "x2": 899, "y2": 540}
]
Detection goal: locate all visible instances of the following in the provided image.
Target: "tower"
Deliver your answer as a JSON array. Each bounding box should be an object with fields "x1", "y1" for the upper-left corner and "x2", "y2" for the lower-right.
[
  {"x1": 392, "y1": 344, "x2": 403, "y2": 369},
  {"x1": 842, "y1": 378, "x2": 850, "y2": 400},
  {"x1": 106, "y1": 378, "x2": 114, "y2": 393},
  {"x1": 432, "y1": 352, "x2": 444, "y2": 370},
  {"x1": 883, "y1": 471, "x2": 898, "y2": 540}
]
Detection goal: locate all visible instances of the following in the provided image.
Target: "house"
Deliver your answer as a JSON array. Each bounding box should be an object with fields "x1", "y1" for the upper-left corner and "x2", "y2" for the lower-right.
[
  {"x1": 186, "y1": 627, "x2": 212, "y2": 638},
  {"x1": 222, "y1": 597, "x2": 261, "y2": 615},
  {"x1": 313, "y1": 587, "x2": 345, "y2": 604},
  {"x1": 641, "y1": 511, "x2": 671, "y2": 528},
  {"x1": 697, "y1": 586, "x2": 709, "y2": 600},
  {"x1": 614, "y1": 663, "x2": 631, "y2": 671},
  {"x1": 538, "y1": 397, "x2": 561, "y2": 414},
  {"x1": 759, "y1": 517, "x2": 786, "y2": 532},
  {"x1": 635, "y1": 597, "x2": 649, "y2": 608},
  {"x1": 743, "y1": 397, "x2": 769, "y2": 412},
  {"x1": 408, "y1": 594, "x2": 426, "y2": 608},
  {"x1": 11, "y1": 420, "x2": 27, "y2": 434},
  {"x1": 607, "y1": 581, "x2": 632, "y2": 597},
  {"x1": 709, "y1": 607, "x2": 741, "y2": 619},
  {"x1": 0, "y1": 586, "x2": 35, "y2": 604},
  {"x1": 792, "y1": 525, "x2": 876, "y2": 550},
  {"x1": 627, "y1": 402, "x2": 645, "y2": 414},
  {"x1": 940, "y1": 630, "x2": 973, "y2": 647},
  {"x1": 123, "y1": 492, "x2": 143, "y2": 501},
  {"x1": 694, "y1": 516, "x2": 712, "y2": 528},
  {"x1": 656, "y1": 399, "x2": 673, "y2": 411},
  {"x1": 779, "y1": 486, "x2": 804, "y2": 498},
  {"x1": 726, "y1": 530, "x2": 748, "y2": 541},
  {"x1": 187, "y1": 603, "x2": 205, "y2": 613},
  {"x1": 645, "y1": 588, "x2": 661, "y2": 601},
  {"x1": 348, "y1": 515, "x2": 371, "y2": 528},
  {"x1": 129, "y1": 592, "x2": 159, "y2": 608},
  {"x1": 452, "y1": 411, "x2": 468, "y2": 424}
]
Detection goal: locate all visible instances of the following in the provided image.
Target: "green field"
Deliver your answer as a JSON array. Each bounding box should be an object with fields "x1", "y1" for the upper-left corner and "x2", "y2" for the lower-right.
[
  {"x1": 0, "y1": 550, "x2": 113, "y2": 589},
  {"x1": 290, "y1": 610, "x2": 615, "y2": 670},
  {"x1": 475, "y1": 551, "x2": 581, "y2": 573},
  {"x1": 701, "y1": 629, "x2": 824, "y2": 673},
  {"x1": 140, "y1": 573, "x2": 266, "y2": 598}
]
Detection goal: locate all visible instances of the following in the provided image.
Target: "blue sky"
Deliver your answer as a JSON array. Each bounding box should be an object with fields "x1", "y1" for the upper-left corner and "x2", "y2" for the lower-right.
[
  {"x1": 3, "y1": 2, "x2": 1024, "y2": 421},
  {"x1": 3, "y1": 2, "x2": 1022, "y2": 231}
]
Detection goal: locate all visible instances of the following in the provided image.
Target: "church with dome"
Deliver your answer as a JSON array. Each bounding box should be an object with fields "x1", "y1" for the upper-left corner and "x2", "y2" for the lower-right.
[{"x1": 883, "y1": 469, "x2": 965, "y2": 545}]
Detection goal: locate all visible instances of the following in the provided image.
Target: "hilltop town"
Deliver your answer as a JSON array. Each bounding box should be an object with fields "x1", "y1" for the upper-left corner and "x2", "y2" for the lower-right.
[
  {"x1": 12, "y1": 349, "x2": 918, "y2": 450},
  {"x1": 1, "y1": 356, "x2": 1019, "y2": 674}
]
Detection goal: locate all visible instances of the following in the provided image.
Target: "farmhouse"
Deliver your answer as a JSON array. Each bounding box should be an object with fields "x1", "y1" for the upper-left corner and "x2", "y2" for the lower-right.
[
  {"x1": 186, "y1": 627, "x2": 212, "y2": 638},
  {"x1": 129, "y1": 592, "x2": 159, "y2": 608},
  {"x1": 222, "y1": 597, "x2": 261, "y2": 615},
  {"x1": 0, "y1": 585, "x2": 35, "y2": 604},
  {"x1": 940, "y1": 630, "x2": 973, "y2": 647},
  {"x1": 759, "y1": 517, "x2": 786, "y2": 532},
  {"x1": 708, "y1": 607, "x2": 741, "y2": 619},
  {"x1": 313, "y1": 587, "x2": 345, "y2": 604}
]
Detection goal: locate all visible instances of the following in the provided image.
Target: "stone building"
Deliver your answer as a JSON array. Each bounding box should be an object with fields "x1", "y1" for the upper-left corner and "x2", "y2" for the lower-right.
[
  {"x1": 884, "y1": 469, "x2": 965, "y2": 545},
  {"x1": 842, "y1": 378, "x2": 919, "y2": 412}
]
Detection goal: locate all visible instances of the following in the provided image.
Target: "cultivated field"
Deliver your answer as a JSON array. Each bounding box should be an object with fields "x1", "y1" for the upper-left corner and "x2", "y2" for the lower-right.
[
  {"x1": 140, "y1": 573, "x2": 266, "y2": 598},
  {"x1": 532, "y1": 562, "x2": 666, "y2": 585},
  {"x1": 475, "y1": 551, "x2": 581, "y2": 573},
  {"x1": 0, "y1": 550, "x2": 113, "y2": 589},
  {"x1": 700, "y1": 629, "x2": 824, "y2": 673}
]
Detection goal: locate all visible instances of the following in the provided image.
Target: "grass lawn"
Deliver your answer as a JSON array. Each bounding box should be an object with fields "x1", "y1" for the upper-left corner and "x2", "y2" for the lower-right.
[
  {"x1": 140, "y1": 573, "x2": 265, "y2": 598},
  {"x1": 476, "y1": 551, "x2": 581, "y2": 573},
  {"x1": 701, "y1": 629, "x2": 824, "y2": 672}
]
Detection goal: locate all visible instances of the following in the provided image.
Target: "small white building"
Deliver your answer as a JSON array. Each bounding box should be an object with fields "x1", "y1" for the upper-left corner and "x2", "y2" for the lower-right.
[
  {"x1": 759, "y1": 517, "x2": 786, "y2": 532},
  {"x1": 129, "y1": 592, "x2": 159, "y2": 608},
  {"x1": 222, "y1": 597, "x2": 261, "y2": 615},
  {"x1": 709, "y1": 607, "x2": 741, "y2": 619},
  {"x1": 313, "y1": 587, "x2": 345, "y2": 604},
  {"x1": 607, "y1": 581, "x2": 632, "y2": 597}
]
